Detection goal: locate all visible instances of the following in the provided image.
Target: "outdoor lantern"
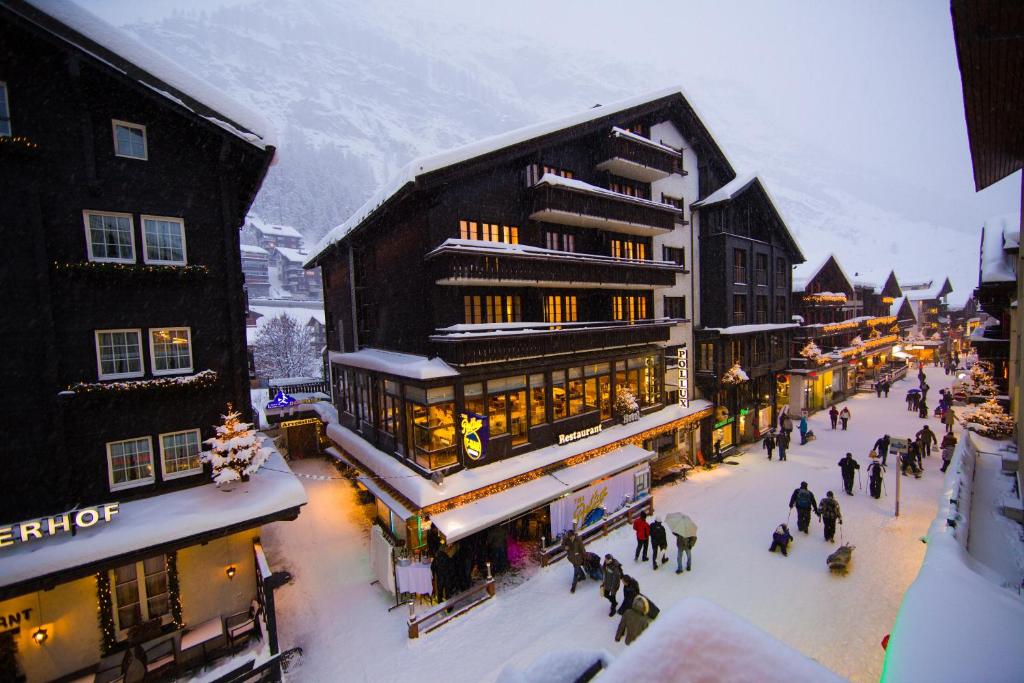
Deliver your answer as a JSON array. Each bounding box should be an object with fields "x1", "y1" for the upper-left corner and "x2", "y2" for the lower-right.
[
  {"x1": 32, "y1": 627, "x2": 47, "y2": 645},
  {"x1": 226, "y1": 565, "x2": 237, "y2": 580}
]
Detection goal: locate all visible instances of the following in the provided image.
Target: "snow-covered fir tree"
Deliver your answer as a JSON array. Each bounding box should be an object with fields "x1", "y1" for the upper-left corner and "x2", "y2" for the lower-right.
[
  {"x1": 799, "y1": 341, "x2": 823, "y2": 361},
  {"x1": 202, "y1": 405, "x2": 270, "y2": 485},
  {"x1": 963, "y1": 362, "x2": 998, "y2": 397},
  {"x1": 850, "y1": 335, "x2": 864, "y2": 347},
  {"x1": 721, "y1": 363, "x2": 750, "y2": 385},
  {"x1": 253, "y1": 312, "x2": 318, "y2": 379},
  {"x1": 964, "y1": 398, "x2": 1015, "y2": 439},
  {"x1": 614, "y1": 386, "x2": 639, "y2": 416}
]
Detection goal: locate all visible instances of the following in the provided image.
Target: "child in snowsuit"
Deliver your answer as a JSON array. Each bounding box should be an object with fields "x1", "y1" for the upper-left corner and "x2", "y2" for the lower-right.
[
  {"x1": 632, "y1": 512, "x2": 650, "y2": 562},
  {"x1": 649, "y1": 517, "x2": 668, "y2": 570},
  {"x1": 868, "y1": 460, "x2": 885, "y2": 499},
  {"x1": 798, "y1": 416, "x2": 809, "y2": 445},
  {"x1": 788, "y1": 482, "x2": 819, "y2": 533},
  {"x1": 601, "y1": 555, "x2": 623, "y2": 616},
  {"x1": 839, "y1": 407, "x2": 851, "y2": 431},
  {"x1": 819, "y1": 491, "x2": 842, "y2": 543},
  {"x1": 769, "y1": 524, "x2": 793, "y2": 556},
  {"x1": 762, "y1": 432, "x2": 777, "y2": 460},
  {"x1": 838, "y1": 453, "x2": 860, "y2": 495}
]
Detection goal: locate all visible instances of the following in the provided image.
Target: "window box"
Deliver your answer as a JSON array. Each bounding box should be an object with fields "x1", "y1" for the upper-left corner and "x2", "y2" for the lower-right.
[
  {"x1": 84, "y1": 211, "x2": 136, "y2": 264},
  {"x1": 96, "y1": 329, "x2": 144, "y2": 380},
  {"x1": 107, "y1": 436, "x2": 155, "y2": 491},
  {"x1": 112, "y1": 120, "x2": 148, "y2": 160}
]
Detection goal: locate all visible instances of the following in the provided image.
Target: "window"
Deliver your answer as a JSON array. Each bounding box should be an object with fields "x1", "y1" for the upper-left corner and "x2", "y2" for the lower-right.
[
  {"x1": 661, "y1": 194, "x2": 684, "y2": 210},
  {"x1": 405, "y1": 386, "x2": 457, "y2": 471},
  {"x1": 586, "y1": 362, "x2": 612, "y2": 420},
  {"x1": 611, "y1": 238, "x2": 647, "y2": 260},
  {"x1": 665, "y1": 296, "x2": 686, "y2": 320},
  {"x1": 544, "y1": 231, "x2": 575, "y2": 252},
  {"x1": 730, "y1": 340, "x2": 743, "y2": 366},
  {"x1": 107, "y1": 436, "x2": 154, "y2": 491},
  {"x1": 487, "y1": 376, "x2": 528, "y2": 446},
  {"x1": 755, "y1": 254, "x2": 768, "y2": 286},
  {"x1": 699, "y1": 343, "x2": 715, "y2": 372},
  {"x1": 96, "y1": 329, "x2": 143, "y2": 379},
  {"x1": 112, "y1": 120, "x2": 148, "y2": 160},
  {"x1": 545, "y1": 295, "x2": 577, "y2": 323},
  {"x1": 756, "y1": 295, "x2": 768, "y2": 324},
  {"x1": 733, "y1": 296, "x2": 747, "y2": 325},
  {"x1": 624, "y1": 122, "x2": 645, "y2": 136},
  {"x1": 608, "y1": 176, "x2": 650, "y2": 200},
  {"x1": 0, "y1": 82, "x2": 10, "y2": 136},
  {"x1": 776, "y1": 257, "x2": 787, "y2": 284},
  {"x1": 733, "y1": 249, "x2": 747, "y2": 283},
  {"x1": 84, "y1": 211, "x2": 135, "y2": 263},
  {"x1": 613, "y1": 295, "x2": 647, "y2": 322},
  {"x1": 526, "y1": 164, "x2": 575, "y2": 184},
  {"x1": 149, "y1": 328, "x2": 193, "y2": 375},
  {"x1": 111, "y1": 556, "x2": 170, "y2": 637},
  {"x1": 776, "y1": 296, "x2": 787, "y2": 321},
  {"x1": 160, "y1": 429, "x2": 202, "y2": 479},
  {"x1": 662, "y1": 246, "x2": 685, "y2": 266},
  {"x1": 529, "y1": 374, "x2": 547, "y2": 426},
  {"x1": 141, "y1": 216, "x2": 186, "y2": 264},
  {"x1": 459, "y1": 220, "x2": 518, "y2": 244},
  {"x1": 463, "y1": 295, "x2": 521, "y2": 324}
]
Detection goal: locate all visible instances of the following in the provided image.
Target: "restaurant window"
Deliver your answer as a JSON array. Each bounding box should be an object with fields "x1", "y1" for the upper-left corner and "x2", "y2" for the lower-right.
[
  {"x1": 635, "y1": 355, "x2": 661, "y2": 407},
  {"x1": 608, "y1": 176, "x2": 650, "y2": 200},
  {"x1": 405, "y1": 386, "x2": 457, "y2": 471},
  {"x1": 733, "y1": 249, "x2": 747, "y2": 283},
  {"x1": 611, "y1": 238, "x2": 648, "y2": 260},
  {"x1": 487, "y1": 376, "x2": 528, "y2": 446},
  {"x1": 585, "y1": 362, "x2": 612, "y2": 420},
  {"x1": 96, "y1": 329, "x2": 143, "y2": 379},
  {"x1": 459, "y1": 219, "x2": 519, "y2": 244},
  {"x1": 111, "y1": 555, "x2": 171, "y2": 637},
  {"x1": 551, "y1": 370, "x2": 568, "y2": 421},
  {"x1": 545, "y1": 231, "x2": 575, "y2": 252},
  {"x1": 149, "y1": 327, "x2": 192, "y2": 375},
  {"x1": 353, "y1": 372, "x2": 373, "y2": 427},
  {"x1": 529, "y1": 374, "x2": 547, "y2": 426},
  {"x1": 112, "y1": 120, "x2": 148, "y2": 160},
  {"x1": 464, "y1": 294, "x2": 522, "y2": 324},
  {"x1": 665, "y1": 296, "x2": 686, "y2": 320},
  {"x1": 699, "y1": 343, "x2": 715, "y2": 372},
  {"x1": 159, "y1": 429, "x2": 201, "y2": 479},
  {"x1": 107, "y1": 436, "x2": 154, "y2": 491},
  {"x1": 381, "y1": 380, "x2": 403, "y2": 450},
  {"x1": 545, "y1": 294, "x2": 578, "y2": 323},
  {"x1": 662, "y1": 246, "x2": 685, "y2": 266},
  {"x1": 566, "y1": 367, "x2": 596, "y2": 416},
  {"x1": 733, "y1": 295, "x2": 747, "y2": 325},
  {"x1": 613, "y1": 295, "x2": 648, "y2": 322}
]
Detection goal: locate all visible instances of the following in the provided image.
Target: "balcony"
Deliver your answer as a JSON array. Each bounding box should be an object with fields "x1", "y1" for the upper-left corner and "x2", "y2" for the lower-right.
[
  {"x1": 595, "y1": 128, "x2": 684, "y2": 183},
  {"x1": 430, "y1": 318, "x2": 674, "y2": 366},
  {"x1": 529, "y1": 176, "x2": 678, "y2": 236},
  {"x1": 426, "y1": 239, "x2": 681, "y2": 289}
]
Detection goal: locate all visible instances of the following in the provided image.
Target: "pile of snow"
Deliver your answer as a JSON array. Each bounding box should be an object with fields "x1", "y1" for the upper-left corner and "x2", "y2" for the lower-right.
[{"x1": 496, "y1": 651, "x2": 609, "y2": 683}]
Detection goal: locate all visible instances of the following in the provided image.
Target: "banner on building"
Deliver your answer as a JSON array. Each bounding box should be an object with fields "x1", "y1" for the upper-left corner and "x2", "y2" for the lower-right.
[{"x1": 549, "y1": 465, "x2": 646, "y2": 538}]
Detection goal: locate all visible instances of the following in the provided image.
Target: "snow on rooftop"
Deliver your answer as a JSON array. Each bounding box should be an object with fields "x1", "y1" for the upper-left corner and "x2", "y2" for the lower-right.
[
  {"x1": 24, "y1": 0, "x2": 276, "y2": 150},
  {"x1": 791, "y1": 253, "x2": 855, "y2": 294},
  {"x1": 328, "y1": 347, "x2": 459, "y2": 380},
  {"x1": 0, "y1": 443, "x2": 305, "y2": 591},
  {"x1": 690, "y1": 171, "x2": 757, "y2": 207},
  {"x1": 533, "y1": 173, "x2": 681, "y2": 212},
  {"x1": 980, "y1": 213, "x2": 1018, "y2": 285},
  {"x1": 610, "y1": 126, "x2": 682, "y2": 156},
  {"x1": 240, "y1": 244, "x2": 269, "y2": 255},
  {"x1": 247, "y1": 215, "x2": 303, "y2": 239},
  {"x1": 273, "y1": 246, "x2": 309, "y2": 263}
]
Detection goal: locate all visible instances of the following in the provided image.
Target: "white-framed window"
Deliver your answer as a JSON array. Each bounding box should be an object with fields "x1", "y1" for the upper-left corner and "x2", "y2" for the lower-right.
[
  {"x1": 141, "y1": 215, "x2": 187, "y2": 265},
  {"x1": 149, "y1": 327, "x2": 192, "y2": 375},
  {"x1": 112, "y1": 119, "x2": 147, "y2": 160},
  {"x1": 84, "y1": 210, "x2": 136, "y2": 263},
  {"x1": 160, "y1": 428, "x2": 202, "y2": 479},
  {"x1": 107, "y1": 436, "x2": 154, "y2": 491},
  {"x1": 111, "y1": 555, "x2": 171, "y2": 638},
  {"x1": 95, "y1": 329, "x2": 144, "y2": 379},
  {"x1": 0, "y1": 82, "x2": 10, "y2": 136}
]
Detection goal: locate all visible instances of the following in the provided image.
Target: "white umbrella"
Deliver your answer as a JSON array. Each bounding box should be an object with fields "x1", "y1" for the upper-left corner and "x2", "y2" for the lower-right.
[{"x1": 664, "y1": 512, "x2": 697, "y2": 538}]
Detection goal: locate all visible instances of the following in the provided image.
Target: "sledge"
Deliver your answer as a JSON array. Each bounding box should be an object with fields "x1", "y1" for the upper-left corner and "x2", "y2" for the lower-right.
[
  {"x1": 805, "y1": 430, "x2": 817, "y2": 442},
  {"x1": 827, "y1": 544, "x2": 855, "y2": 574}
]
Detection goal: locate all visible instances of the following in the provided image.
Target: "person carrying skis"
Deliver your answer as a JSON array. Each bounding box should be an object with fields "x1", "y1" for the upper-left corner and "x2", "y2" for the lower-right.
[
  {"x1": 769, "y1": 523, "x2": 793, "y2": 556},
  {"x1": 561, "y1": 529, "x2": 587, "y2": 593},
  {"x1": 762, "y1": 431, "x2": 777, "y2": 461},
  {"x1": 649, "y1": 517, "x2": 668, "y2": 570},
  {"x1": 839, "y1": 406, "x2": 851, "y2": 431},
  {"x1": 838, "y1": 452, "x2": 860, "y2": 495},
  {"x1": 632, "y1": 511, "x2": 650, "y2": 562},
  {"x1": 601, "y1": 554, "x2": 623, "y2": 616},
  {"x1": 788, "y1": 481, "x2": 819, "y2": 534},
  {"x1": 798, "y1": 415, "x2": 809, "y2": 445},
  {"x1": 873, "y1": 434, "x2": 891, "y2": 466},
  {"x1": 867, "y1": 459, "x2": 885, "y2": 499},
  {"x1": 829, "y1": 406, "x2": 840, "y2": 430},
  {"x1": 940, "y1": 433, "x2": 957, "y2": 473},
  {"x1": 916, "y1": 425, "x2": 937, "y2": 458},
  {"x1": 777, "y1": 430, "x2": 790, "y2": 461},
  {"x1": 819, "y1": 491, "x2": 843, "y2": 543}
]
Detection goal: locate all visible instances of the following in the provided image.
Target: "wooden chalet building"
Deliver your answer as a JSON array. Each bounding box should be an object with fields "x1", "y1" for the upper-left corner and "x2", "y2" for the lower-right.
[
  {"x1": 973, "y1": 215, "x2": 1018, "y2": 391},
  {"x1": 690, "y1": 173, "x2": 804, "y2": 452},
  {"x1": 0, "y1": 2, "x2": 304, "y2": 681},
  {"x1": 307, "y1": 89, "x2": 730, "y2": 559}
]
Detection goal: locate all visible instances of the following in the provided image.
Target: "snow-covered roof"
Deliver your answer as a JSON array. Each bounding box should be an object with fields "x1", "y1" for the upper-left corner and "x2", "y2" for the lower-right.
[
  {"x1": 430, "y1": 445, "x2": 653, "y2": 543},
  {"x1": 325, "y1": 401, "x2": 711, "y2": 510},
  {"x1": 273, "y1": 246, "x2": 310, "y2": 264},
  {"x1": 791, "y1": 254, "x2": 855, "y2": 295},
  {"x1": 307, "y1": 86, "x2": 730, "y2": 265},
  {"x1": 905, "y1": 284, "x2": 947, "y2": 301},
  {"x1": 979, "y1": 213, "x2": 1018, "y2": 284},
  {"x1": 248, "y1": 215, "x2": 303, "y2": 239},
  {"x1": 610, "y1": 126, "x2": 682, "y2": 156},
  {"x1": 18, "y1": 0, "x2": 275, "y2": 150},
  {"x1": 328, "y1": 347, "x2": 459, "y2": 380},
  {"x1": 598, "y1": 598, "x2": 844, "y2": 683},
  {"x1": 240, "y1": 244, "x2": 269, "y2": 255},
  {"x1": 0, "y1": 444, "x2": 305, "y2": 591},
  {"x1": 703, "y1": 323, "x2": 799, "y2": 335},
  {"x1": 890, "y1": 296, "x2": 914, "y2": 320}
]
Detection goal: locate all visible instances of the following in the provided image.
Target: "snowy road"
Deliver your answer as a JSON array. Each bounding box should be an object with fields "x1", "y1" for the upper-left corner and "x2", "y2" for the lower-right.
[{"x1": 262, "y1": 369, "x2": 953, "y2": 683}]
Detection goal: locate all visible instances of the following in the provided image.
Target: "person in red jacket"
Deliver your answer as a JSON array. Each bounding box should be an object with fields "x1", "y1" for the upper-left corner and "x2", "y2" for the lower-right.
[{"x1": 633, "y1": 511, "x2": 650, "y2": 562}]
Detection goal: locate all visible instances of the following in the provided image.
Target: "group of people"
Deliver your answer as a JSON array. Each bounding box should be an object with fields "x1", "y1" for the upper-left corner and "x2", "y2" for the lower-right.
[
  {"x1": 631, "y1": 512, "x2": 694, "y2": 574},
  {"x1": 873, "y1": 378, "x2": 893, "y2": 398},
  {"x1": 828, "y1": 405, "x2": 853, "y2": 431},
  {"x1": 598, "y1": 554, "x2": 661, "y2": 644},
  {"x1": 775, "y1": 482, "x2": 846, "y2": 551}
]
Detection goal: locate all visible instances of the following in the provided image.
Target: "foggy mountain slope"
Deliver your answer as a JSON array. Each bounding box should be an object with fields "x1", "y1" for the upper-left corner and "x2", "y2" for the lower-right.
[{"x1": 122, "y1": 0, "x2": 979, "y2": 301}]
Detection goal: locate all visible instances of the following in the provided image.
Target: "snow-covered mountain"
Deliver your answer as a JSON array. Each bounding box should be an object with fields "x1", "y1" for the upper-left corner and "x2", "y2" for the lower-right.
[{"x1": 118, "y1": 0, "x2": 980, "y2": 302}]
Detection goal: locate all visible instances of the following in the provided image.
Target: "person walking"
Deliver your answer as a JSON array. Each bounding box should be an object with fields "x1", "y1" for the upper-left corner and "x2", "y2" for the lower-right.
[
  {"x1": 829, "y1": 406, "x2": 840, "y2": 430},
  {"x1": 940, "y1": 433, "x2": 957, "y2": 473},
  {"x1": 916, "y1": 425, "x2": 937, "y2": 458},
  {"x1": 883, "y1": 380, "x2": 891, "y2": 397},
  {"x1": 838, "y1": 452, "x2": 860, "y2": 495},
  {"x1": 618, "y1": 574, "x2": 639, "y2": 616},
  {"x1": 873, "y1": 434, "x2": 891, "y2": 466},
  {"x1": 561, "y1": 529, "x2": 587, "y2": 593},
  {"x1": 632, "y1": 512, "x2": 650, "y2": 562},
  {"x1": 943, "y1": 406, "x2": 957, "y2": 434},
  {"x1": 615, "y1": 595, "x2": 653, "y2": 645},
  {"x1": 788, "y1": 481, "x2": 819, "y2": 534},
  {"x1": 601, "y1": 554, "x2": 623, "y2": 616},
  {"x1": 769, "y1": 524, "x2": 793, "y2": 556},
  {"x1": 777, "y1": 430, "x2": 789, "y2": 461},
  {"x1": 867, "y1": 460, "x2": 885, "y2": 498},
  {"x1": 906, "y1": 390, "x2": 917, "y2": 412},
  {"x1": 920, "y1": 381, "x2": 930, "y2": 403},
  {"x1": 762, "y1": 431, "x2": 777, "y2": 461},
  {"x1": 780, "y1": 409, "x2": 794, "y2": 437},
  {"x1": 798, "y1": 415, "x2": 809, "y2": 445},
  {"x1": 909, "y1": 438, "x2": 923, "y2": 472},
  {"x1": 918, "y1": 399, "x2": 929, "y2": 419},
  {"x1": 673, "y1": 531, "x2": 696, "y2": 574},
  {"x1": 874, "y1": 380, "x2": 883, "y2": 398},
  {"x1": 839, "y1": 406, "x2": 851, "y2": 431},
  {"x1": 649, "y1": 517, "x2": 668, "y2": 570},
  {"x1": 819, "y1": 491, "x2": 843, "y2": 543}
]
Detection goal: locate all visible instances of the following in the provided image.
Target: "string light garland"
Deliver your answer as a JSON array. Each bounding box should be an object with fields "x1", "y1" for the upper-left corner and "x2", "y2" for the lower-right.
[
  {"x1": 95, "y1": 571, "x2": 116, "y2": 656},
  {"x1": 881, "y1": 296, "x2": 895, "y2": 304},
  {"x1": 166, "y1": 552, "x2": 183, "y2": 628},
  {"x1": 0, "y1": 135, "x2": 40, "y2": 151},
  {"x1": 821, "y1": 320, "x2": 859, "y2": 333},
  {"x1": 66, "y1": 369, "x2": 219, "y2": 396},
  {"x1": 803, "y1": 292, "x2": 847, "y2": 304},
  {"x1": 52, "y1": 260, "x2": 210, "y2": 280},
  {"x1": 867, "y1": 316, "x2": 896, "y2": 327}
]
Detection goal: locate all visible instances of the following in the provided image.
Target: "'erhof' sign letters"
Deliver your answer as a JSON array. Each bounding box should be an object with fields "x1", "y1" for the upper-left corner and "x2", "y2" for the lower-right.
[{"x1": 0, "y1": 503, "x2": 120, "y2": 548}]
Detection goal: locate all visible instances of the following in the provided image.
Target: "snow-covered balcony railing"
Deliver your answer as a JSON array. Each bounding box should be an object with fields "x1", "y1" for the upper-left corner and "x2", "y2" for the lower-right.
[
  {"x1": 529, "y1": 173, "x2": 679, "y2": 236},
  {"x1": 426, "y1": 238, "x2": 681, "y2": 289},
  {"x1": 430, "y1": 318, "x2": 674, "y2": 366},
  {"x1": 594, "y1": 127, "x2": 683, "y2": 183}
]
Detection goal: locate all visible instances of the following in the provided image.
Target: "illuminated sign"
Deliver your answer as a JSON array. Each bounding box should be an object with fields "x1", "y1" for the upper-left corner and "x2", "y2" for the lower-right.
[
  {"x1": 266, "y1": 390, "x2": 298, "y2": 410},
  {"x1": 461, "y1": 411, "x2": 489, "y2": 461},
  {"x1": 677, "y1": 347, "x2": 689, "y2": 408},
  {"x1": 280, "y1": 417, "x2": 321, "y2": 429},
  {"x1": 558, "y1": 424, "x2": 602, "y2": 445},
  {"x1": 0, "y1": 503, "x2": 120, "y2": 549}
]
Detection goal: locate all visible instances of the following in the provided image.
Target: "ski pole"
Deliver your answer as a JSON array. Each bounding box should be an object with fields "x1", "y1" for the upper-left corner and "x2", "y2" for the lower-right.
[
  {"x1": 858, "y1": 469, "x2": 863, "y2": 491},
  {"x1": 840, "y1": 521, "x2": 844, "y2": 545},
  {"x1": 787, "y1": 507, "x2": 793, "y2": 523}
]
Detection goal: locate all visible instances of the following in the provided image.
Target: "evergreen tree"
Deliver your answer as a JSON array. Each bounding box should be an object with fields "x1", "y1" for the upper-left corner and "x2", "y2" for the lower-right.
[
  {"x1": 964, "y1": 398, "x2": 1015, "y2": 438},
  {"x1": 202, "y1": 405, "x2": 269, "y2": 485}
]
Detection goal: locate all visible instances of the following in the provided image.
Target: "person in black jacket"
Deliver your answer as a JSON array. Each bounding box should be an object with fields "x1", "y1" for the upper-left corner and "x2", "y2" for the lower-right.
[
  {"x1": 601, "y1": 555, "x2": 623, "y2": 616},
  {"x1": 788, "y1": 482, "x2": 819, "y2": 533},
  {"x1": 873, "y1": 434, "x2": 891, "y2": 466},
  {"x1": 762, "y1": 431, "x2": 777, "y2": 460},
  {"x1": 867, "y1": 460, "x2": 885, "y2": 498},
  {"x1": 777, "y1": 431, "x2": 789, "y2": 461},
  {"x1": 618, "y1": 575, "x2": 640, "y2": 616},
  {"x1": 838, "y1": 453, "x2": 860, "y2": 496},
  {"x1": 649, "y1": 517, "x2": 668, "y2": 570}
]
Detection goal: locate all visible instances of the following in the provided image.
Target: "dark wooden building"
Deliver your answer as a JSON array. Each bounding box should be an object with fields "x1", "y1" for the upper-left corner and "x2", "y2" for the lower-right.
[{"x1": 973, "y1": 216, "x2": 1018, "y2": 391}]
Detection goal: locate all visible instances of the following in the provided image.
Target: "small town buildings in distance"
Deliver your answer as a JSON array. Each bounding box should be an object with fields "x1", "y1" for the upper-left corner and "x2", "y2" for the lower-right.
[
  {"x1": 691, "y1": 173, "x2": 805, "y2": 452},
  {"x1": 244, "y1": 214, "x2": 304, "y2": 251},
  {"x1": 307, "y1": 89, "x2": 727, "y2": 563},
  {"x1": 0, "y1": 2, "x2": 304, "y2": 681},
  {"x1": 240, "y1": 243, "x2": 271, "y2": 298},
  {"x1": 973, "y1": 213, "x2": 1019, "y2": 391}
]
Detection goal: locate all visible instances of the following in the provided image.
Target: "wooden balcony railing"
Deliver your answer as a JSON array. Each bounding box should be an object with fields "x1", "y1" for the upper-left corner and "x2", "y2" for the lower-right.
[
  {"x1": 596, "y1": 134, "x2": 682, "y2": 182},
  {"x1": 733, "y1": 312, "x2": 747, "y2": 325},
  {"x1": 530, "y1": 184, "x2": 677, "y2": 236},
  {"x1": 430, "y1": 319, "x2": 673, "y2": 366}
]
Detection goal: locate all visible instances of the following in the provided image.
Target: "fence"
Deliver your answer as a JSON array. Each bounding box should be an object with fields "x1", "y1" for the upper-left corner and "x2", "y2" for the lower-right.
[{"x1": 540, "y1": 496, "x2": 654, "y2": 566}]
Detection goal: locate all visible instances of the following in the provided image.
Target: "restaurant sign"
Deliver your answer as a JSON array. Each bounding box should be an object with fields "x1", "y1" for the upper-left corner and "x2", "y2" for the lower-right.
[
  {"x1": 677, "y1": 347, "x2": 689, "y2": 408},
  {"x1": 461, "y1": 411, "x2": 489, "y2": 461},
  {"x1": 558, "y1": 424, "x2": 602, "y2": 445},
  {"x1": 0, "y1": 503, "x2": 120, "y2": 549}
]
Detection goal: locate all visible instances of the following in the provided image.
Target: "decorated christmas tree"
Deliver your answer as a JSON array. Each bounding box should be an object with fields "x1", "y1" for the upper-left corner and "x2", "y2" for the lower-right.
[
  {"x1": 964, "y1": 398, "x2": 1015, "y2": 439},
  {"x1": 201, "y1": 404, "x2": 269, "y2": 485},
  {"x1": 614, "y1": 386, "x2": 639, "y2": 416},
  {"x1": 850, "y1": 335, "x2": 864, "y2": 347},
  {"x1": 721, "y1": 363, "x2": 750, "y2": 385},
  {"x1": 964, "y1": 362, "x2": 998, "y2": 397},
  {"x1": 799, "y1": 341, "x2": 823, "y2": 362}
]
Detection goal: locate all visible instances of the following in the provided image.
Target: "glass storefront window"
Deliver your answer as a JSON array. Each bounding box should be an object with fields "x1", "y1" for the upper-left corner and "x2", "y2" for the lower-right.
[
  {"x1": 713, "y1": 423, "x2": 734, "y2": 452},
  {"x1": 529, "y1": 373, "x2": 546, "y2": 426},
  {"x1": 488, "y1": 376, "x2": 528, "y2": 446},
  {"x1": 568, "y1": 367, "x2": 585, "y2": 416},
  {"x1": 552, "y1": 370, "x2": 568, "y2": 421},
  {"x1": 464, "y1": 383, "x2": 484, "y2": 416},
  {"x1": 406, "y1": 386, "x2": 456, "y2": 471},
  {"x1": 599, "y1": 375, "x2": 611, "y2": 419},
  {"x1": 585, "y1": 363, "x2": 611, "y2": 420}
]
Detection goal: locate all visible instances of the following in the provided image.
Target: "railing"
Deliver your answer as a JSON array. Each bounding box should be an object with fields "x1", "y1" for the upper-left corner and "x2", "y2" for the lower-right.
[
  {"x1": 530, "y1": 184, "x2": 676, "y2": 234},
  {"x1": 267, "y1": 378, "x2": 328, "y2": 399},
  {"x1": 733, "y1": 312, "x2": 747, "y2": 325},
  {"x1": 431, "y1": 319, "x2": 673, "y2": 365},
  {"x1": 541, "y1": 497, "x2": 653, "y2": 566},
  {"x1": 733, "y1": 266, "x2": 747, "y2": 283},
  {"x1": 602, "y1": 134, "x2": 682, "y2": 176},
  {"x1": 429, "y1": 249, "x2": 679, "y2": 288},
  {"x1": 754, "y1": 269, "x2": 767, "y2": 286},
  {"x1": 407, "y1": 565, "x2": 496, "y2": 638}
]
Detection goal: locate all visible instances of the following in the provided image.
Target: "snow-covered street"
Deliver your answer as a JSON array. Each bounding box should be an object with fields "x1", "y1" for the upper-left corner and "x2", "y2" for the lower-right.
[{"x1": 263, "y1": 369, "x2": 954, "y2": 683}]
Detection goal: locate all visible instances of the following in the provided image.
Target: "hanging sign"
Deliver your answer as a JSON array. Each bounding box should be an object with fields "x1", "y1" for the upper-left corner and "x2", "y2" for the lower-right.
[
  {"x1": 0, "y1": 503, "x2": 120, "y2": 549},
  {"x1": 461, "y1": 411, "x2": 489, "y2": 461},
  {"x1": 266, "y1": 390, "x2": 298, "y2": 410},
  {"x1": 677, "y1": 347, "x2": 689, "y2": 408}
]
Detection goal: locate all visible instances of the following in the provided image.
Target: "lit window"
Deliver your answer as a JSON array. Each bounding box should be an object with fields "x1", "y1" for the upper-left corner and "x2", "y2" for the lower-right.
[
  {"x1": 141, "y1": 216, "x2": 186, "y2": 264},
  {"x1": 84, "y1": 211, "x2": 135, "y2": 263},
  {"x1": 459, "y1": 219, "x2": 518, "y2": 245},
  {"x1": 96, "y1": 329, "x2": 143, "y2": 379},
  {"x1": 545, "y1": 295, "x2": 577, "y2": 323},
  {"x1": 0, "y1": 82, "x2": 10, "y2": 136},
  {"x1": 160, "y1": 429, "x2": 202, "y2": 479},
  {"x1": 612, "y1": 295, "x2": 647, "y2": 322},
  {"x1": 110, "y1": 556, "x2": 170, "y2": 637},
  {"x1": 149, "y1": 327, "x2": 193, "y2": 375},
  {"x1": 107, "y1": 436, "x2": 154, "y2": 490},
  {"x1": 112, "y1": 120, "x2": 148, "y2": 159}
]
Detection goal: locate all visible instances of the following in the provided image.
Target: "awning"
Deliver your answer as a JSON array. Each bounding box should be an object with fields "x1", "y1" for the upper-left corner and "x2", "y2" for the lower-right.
[
  {"x1": 326, "y1": 447, "x2": 413, "y2": 520},
  {"x1": 430, "y1": 444, "x2": 654, "y2": 543}
]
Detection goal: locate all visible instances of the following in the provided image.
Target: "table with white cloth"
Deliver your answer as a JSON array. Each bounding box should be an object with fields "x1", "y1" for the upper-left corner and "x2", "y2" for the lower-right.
[{"x1": 395, "y1": 561, "x2": 434, "y2": 595}]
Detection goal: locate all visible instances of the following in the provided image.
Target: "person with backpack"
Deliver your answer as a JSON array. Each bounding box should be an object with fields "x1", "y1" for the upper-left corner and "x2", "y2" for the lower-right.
[
  {"x1": 829, "y1": 406, "x2": 839, "y2": 430},
  {"x1": 615, "y1": 595, "x2": 656, "y2": 645},
  {"x1": 601, "y1": 554, "x2": 623, "y2": 617},
  {"x1": 762, "y1": 431, "x2": 777, "y2": 461},
  {"x1": 818, "y1": 491, "x2": 843, "y2": 543},
  {"x1": 788, "y1": 481, "x2": 819, "y2": 534},
  {"x1": 839, "y1": 406, "x2": 851, "y2": 431},
  {"x1": 867, "y1": 460, "x2": 885, "y2": 499},
  {"x1": 916, "y1": 425, "x2": 937, "y2": 458},
  {"x1": 940, "y1": 433, "x2": 957, "y2": 473},
  {"x1": 618, "y1": 574, "x2": 640, "y2": 616},
  {"x1": 769, "y1": 523, "x2": 793, "y2": 556},
  {"x1": 561, "y1": 529, "x2": 587, "y2": 593},
  {"x1": 632, "y1": 512, "x2": 650, "y2": 562},
  {"x1": 873, "y1": 434, "x2": 891, "y2": 466},
  {"x1": 649, "y1": 517, "x2": 668, "y2": 570},
  {"x1": 838, "y1": 453, "x2": 860, "y2": 495}
]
